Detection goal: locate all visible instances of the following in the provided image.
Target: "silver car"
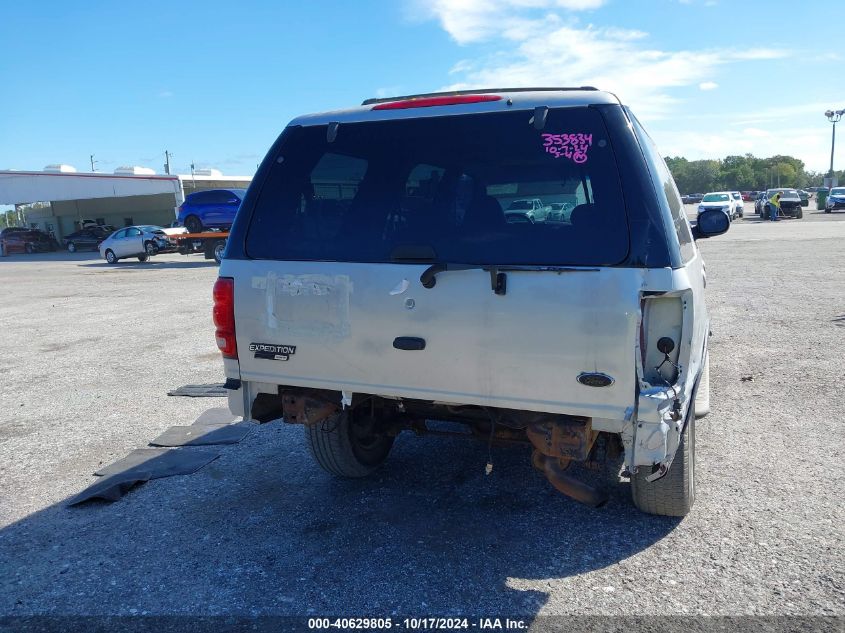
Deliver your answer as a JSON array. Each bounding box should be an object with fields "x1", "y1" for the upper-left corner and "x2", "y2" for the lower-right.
[
  {"x1": 215, "y1": 88, "x2": 730, "y2": 516},
  {"x1": 98, "y1": 225, "x2": 171, "y2": 264}
]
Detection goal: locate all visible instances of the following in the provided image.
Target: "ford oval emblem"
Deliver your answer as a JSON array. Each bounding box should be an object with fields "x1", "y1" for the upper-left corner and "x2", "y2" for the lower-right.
[{"x1": 577, "y1": 372, "x2": 614, "y2": 388}]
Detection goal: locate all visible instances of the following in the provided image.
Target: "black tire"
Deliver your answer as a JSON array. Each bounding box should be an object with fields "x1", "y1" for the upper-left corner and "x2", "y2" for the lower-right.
[
  {"x1": 797, "y1": 209, "x2": 803, "y2": 219},
  {"x1": 631, "y1": 416, "x2": 695, "y2": 517},
  {"x1": 105, "y1": 249, "x2": 118, "y2": 264},
  {"x1": 137, "y1": 253, "x2": 149, "y2": 262},
  {"x1": 305, "y1": 410, "x2": 394, "y2": 478},
  {"x1": 184, "y1": 215, "x2": 204, "y2": 234},
  {"x1": 25, "y1": 243, "x2": 34, "y2": 254},
  {"x1": 67, "y1": 242, "x2": 76, "y2": 252},
  {"x1": 144, "y1": 241, "x2": 157, "y2": 256}
]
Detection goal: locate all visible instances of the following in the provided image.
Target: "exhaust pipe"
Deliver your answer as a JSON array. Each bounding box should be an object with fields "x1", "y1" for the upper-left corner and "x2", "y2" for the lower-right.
[{"x1": 532, "y1": 451, "x2": 608, "y2": 508}]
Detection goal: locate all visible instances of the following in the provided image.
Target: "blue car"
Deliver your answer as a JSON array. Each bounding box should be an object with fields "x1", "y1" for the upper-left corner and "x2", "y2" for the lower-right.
[{"x1": 177, "y1": 188, "x2": 247, "y2": 233}]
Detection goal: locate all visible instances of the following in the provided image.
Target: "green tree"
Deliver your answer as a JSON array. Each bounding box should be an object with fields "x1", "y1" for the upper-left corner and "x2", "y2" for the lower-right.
[{"x1": 664, "y1": 153, "x2": 812, "y2": 192}]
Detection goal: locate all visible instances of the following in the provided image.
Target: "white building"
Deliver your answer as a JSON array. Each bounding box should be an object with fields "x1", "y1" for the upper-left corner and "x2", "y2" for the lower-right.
[{"x1": 0, "y1": 167, "x2": 251, "y2": 239}]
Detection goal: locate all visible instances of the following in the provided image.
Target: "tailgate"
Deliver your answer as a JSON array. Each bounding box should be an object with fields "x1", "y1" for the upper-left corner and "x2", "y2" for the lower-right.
[{"x1": 227, "y1": 260, "x2": 641, "y2": 420}]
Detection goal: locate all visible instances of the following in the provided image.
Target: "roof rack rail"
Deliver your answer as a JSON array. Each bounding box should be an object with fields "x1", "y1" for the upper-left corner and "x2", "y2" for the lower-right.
[{"x1": 362, "y1": 86, "x2": 599, "y2": 106}]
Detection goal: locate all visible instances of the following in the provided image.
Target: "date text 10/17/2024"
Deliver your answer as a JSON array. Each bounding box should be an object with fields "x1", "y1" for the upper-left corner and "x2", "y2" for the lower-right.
[{"x1": 307, "y1": 617, "x2": 528, "y2": 630}]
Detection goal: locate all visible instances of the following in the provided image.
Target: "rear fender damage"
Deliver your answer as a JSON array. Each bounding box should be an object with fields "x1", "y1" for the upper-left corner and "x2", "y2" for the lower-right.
[{"x1": 626, "y1": 283, "x2": 695, "y2": 480}]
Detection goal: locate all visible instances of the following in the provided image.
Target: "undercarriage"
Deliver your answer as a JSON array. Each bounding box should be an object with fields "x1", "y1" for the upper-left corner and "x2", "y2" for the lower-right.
[{"x1": 252, "y1": 388, "x2": 626, "y2": 507}]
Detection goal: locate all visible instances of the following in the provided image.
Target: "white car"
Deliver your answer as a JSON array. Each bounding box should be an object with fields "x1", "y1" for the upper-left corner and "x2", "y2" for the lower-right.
[
  {"x1": 98, "y1": 225, "x2": 171, "y2": 264},
  {"x1": 697, "y1": 192, "x2": 735, "y2": 221},
  {"x1": 730, "y1": 192, "x2": 744, "y2": 219},
  {"x1": 216, "y1": 88, "x2": 730, "y2": 516}
]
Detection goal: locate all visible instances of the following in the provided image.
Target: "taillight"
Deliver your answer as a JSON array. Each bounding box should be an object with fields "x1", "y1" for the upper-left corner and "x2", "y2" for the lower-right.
[
  {"x1": 372, "y1": 94, "x2": 502, "y2": 110},
  {"x1": 213, "y1": 277, "x2": 237, "y2": 359}
]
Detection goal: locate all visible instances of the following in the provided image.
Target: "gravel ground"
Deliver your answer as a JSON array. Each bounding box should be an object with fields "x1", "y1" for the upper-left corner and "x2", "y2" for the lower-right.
[{"x1": 0, "y1": 207, "x2": 843, "y2": 622}]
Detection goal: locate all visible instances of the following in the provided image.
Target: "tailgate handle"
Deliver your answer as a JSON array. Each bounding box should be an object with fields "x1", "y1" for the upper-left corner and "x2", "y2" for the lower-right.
[{"x1": 393, "y1": 337, "x2": 426, "y2": 351}]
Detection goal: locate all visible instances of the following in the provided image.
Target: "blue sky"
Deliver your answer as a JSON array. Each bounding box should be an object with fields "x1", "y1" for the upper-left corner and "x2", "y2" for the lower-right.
[{"x1": 1, "y1": 0, "x2": 843, "y2": 179}]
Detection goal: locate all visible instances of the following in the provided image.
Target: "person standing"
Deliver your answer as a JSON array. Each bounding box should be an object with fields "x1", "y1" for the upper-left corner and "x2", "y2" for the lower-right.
[{"x1": 768, "y1": 191, "x2": 782, "y2": 221}]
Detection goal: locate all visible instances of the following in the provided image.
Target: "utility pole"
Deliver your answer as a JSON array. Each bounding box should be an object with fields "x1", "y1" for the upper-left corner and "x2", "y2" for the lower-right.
[
  {"x1": 90, "y1": 154, "x2": 98, "y2": 172},
  {"x1": 825, "y1": 109, "x2": 844, "y2": 186},
  {"x1": 164, "y1": 150, "x2": 172, "y2": 175}
]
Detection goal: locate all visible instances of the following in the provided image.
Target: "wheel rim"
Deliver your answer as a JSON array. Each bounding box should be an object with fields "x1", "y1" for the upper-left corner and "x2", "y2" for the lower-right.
[
  {"x1": 106, "y1": 250, "x2": 115, "y2": 263},
  {"x1": 214, "y1": 243, "x2": 225, "y2": 262},
  {"x1": 346, "y1": 410, "x2": 392, "y2": 465},
  {"x1": 146, "y1": 243, "x2": 156, "y2": 255},
  {"x1": 68, "y1": 243, "x2": 76, "y2": 252}
]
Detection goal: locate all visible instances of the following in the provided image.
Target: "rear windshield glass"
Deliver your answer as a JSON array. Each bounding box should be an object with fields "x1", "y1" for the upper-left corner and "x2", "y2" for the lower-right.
[
  {"x1": 702, "y1": 193, "x2": 730, "y2": 202},
  {"x1": 246, "y1": 107, "x2": 629, "y2": 266}
]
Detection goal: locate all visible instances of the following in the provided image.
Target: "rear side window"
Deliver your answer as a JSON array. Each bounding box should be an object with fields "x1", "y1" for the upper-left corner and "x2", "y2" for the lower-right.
[
  {"x1": 210, "y1": 190, "x2": 236, "y2": 204},
  {"x1": 189, "y1": 192, "x2": 212, "y2": 204},
  {"x1": 246, "y1": 107, "x2": 629, "y2": 266},
  {"x1": 627, "y1": 111, "x2": 695, "y2": 263}
]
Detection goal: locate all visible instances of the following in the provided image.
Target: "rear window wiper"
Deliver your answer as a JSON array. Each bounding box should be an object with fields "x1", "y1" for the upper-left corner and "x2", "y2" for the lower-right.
[
  {"x1": 420, "y1": 263, "x2": 506, "y2": 295},
  {"x1": 420, "y1": 263, "x2": 600, "y2": 296}
]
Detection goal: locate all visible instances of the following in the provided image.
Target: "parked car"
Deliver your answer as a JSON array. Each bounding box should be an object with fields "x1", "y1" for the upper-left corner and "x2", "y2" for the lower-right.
[
  {"x1": 63, "y1": 228, "x2": 110, "y2": 252},
  {"x1": 697, "y1": 192, "x2": 735, "y2": 221},
  {"x1": 177, "y1": 188, "x2": 247, "y2": 233},
  {"x1": 741, "y1": 191, "x2": 753, "y2": 201},
  {"x1": 0, "y1": 228, "x2": 56, "y2": 254},
  {"x1": 546, "y1": 201, "x2": 574, "y2": 222},
  {"x1": 216, "y1": 87, "x2": 730, "y2": 516},
  {"x1": 730, "y1": 192, "x2": 744, "y2": 219},
  {"x1": 764, "y1": 188, "x2": 803, "y2": 219},
  {"x1": 824, "y1": 187, "x2": 845, "y2": 213},
  {"x1": 681, "y1": 193, "x2": 704, "y2": 204},
  {"x1": 797, "y1": 190, "x2": 810, "y2": 207},
  {"x1": 504, "y1": 198, "x2": 548, "y2": 223},
  {"x1": 754, "y1": 191, "x2": 768, "y2": 216},
  {"x1": 98, "y1": 225, "x2": 173, "y2": 264}
]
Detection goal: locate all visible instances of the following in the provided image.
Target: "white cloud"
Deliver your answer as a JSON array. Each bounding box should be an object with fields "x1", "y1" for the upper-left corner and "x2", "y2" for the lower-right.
[
  {"x1": 699, "y1": 81, "x2": 718, "y2": 90},
  {"x1": 438, "y1": 22, "x2": 786, "y2": 120},
  {"x1": 418, "y1": 0, "x2": 605, "y2": 44},
  {"x1": 420, "y1": 2, "x2": 788, "y2": 121},
  {"x1": 728, "y1": 48, "x2": 785, "y2": 60},
  {"x1": 742, "y1": 127, "x2": 771, "y2": 138}
]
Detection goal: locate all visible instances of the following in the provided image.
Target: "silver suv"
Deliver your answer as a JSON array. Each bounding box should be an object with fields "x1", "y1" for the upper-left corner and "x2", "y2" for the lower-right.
[{"x1": 214, "y1": 88, "x2": 729, "y2": 516}]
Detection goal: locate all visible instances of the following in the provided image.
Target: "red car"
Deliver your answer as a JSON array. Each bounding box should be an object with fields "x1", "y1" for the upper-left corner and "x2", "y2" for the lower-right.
[{"x1": 0, "y1": 228, "x2": 57, "y2": 254}]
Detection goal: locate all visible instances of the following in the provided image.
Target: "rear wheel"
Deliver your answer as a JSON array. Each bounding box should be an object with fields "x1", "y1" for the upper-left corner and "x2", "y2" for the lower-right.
[
  {"x1": 25, "y1": 243, "x2": 34, "y2": 254},
  {"x1": 631, "y1": 416, "x2": 695, "y2": 517},
  {"x1": 213, "y1": 241, "x2": 226, "y2": 264},
  {"x1": 305, "y1": 410, "x2": 394, "y2": 478},
  {"x1": 184, "y1": 215, "x2": 203, "y2": 234},
  {"x1": 67, "y1": 242, "x2": 77, "y2": 252},
  {"x1": 137, "y1": 253, "x2": 149, "y2": 262}
]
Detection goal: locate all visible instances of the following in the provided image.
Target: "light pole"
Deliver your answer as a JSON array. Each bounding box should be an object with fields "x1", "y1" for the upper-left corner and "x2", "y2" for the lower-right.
[{"x1": 825, "y1": 109, "x2": 845, "y2": 184}]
